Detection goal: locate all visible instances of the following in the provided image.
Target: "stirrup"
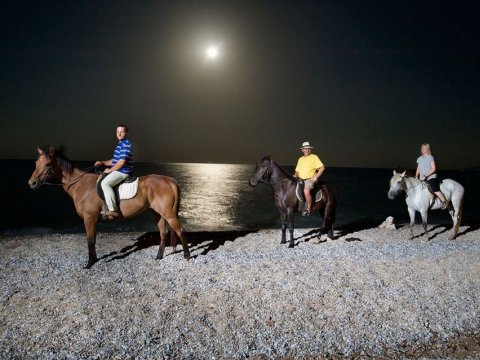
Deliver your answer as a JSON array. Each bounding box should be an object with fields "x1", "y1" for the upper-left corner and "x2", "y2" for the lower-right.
[
  {"x1": 302, "y1": 208, "x2": 311, "y2": 216},
  {"x1": 101, "y1": 209, "x2": 119, "y2": 217}
]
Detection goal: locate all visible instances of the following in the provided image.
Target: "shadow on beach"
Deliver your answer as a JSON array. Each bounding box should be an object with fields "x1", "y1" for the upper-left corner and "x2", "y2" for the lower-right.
[
  {"x1": 101, "y1": 217, "x2": 480, "y2": 262},
  {"x1": 335, "y1": 217, "x2": 385, "y2": 238},
  {"x1": 104, "y1": 230, "x2": 256, "y2": 262}
]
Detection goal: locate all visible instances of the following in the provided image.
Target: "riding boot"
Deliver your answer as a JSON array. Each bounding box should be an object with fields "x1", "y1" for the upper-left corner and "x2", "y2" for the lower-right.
[
  {"x1": 101, "y1": 209, "x2": 120, "y2": 217},
  {"x1": 302, "y1": 204, "x2": 311, "y2": 216},
  {"x1": 101, "y1": 203, "x2": 120, "y2": 218}
]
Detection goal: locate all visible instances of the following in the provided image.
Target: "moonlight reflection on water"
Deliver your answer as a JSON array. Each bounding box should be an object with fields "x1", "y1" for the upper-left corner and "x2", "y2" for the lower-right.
[{"x1": 174, "y1": 163, "x2": 253, "y2": 231}]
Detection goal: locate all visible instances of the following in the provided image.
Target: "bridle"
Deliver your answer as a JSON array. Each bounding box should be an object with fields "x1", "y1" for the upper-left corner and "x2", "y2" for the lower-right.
[
  {"x1": 36, "y1": 155, "x2": 59, "y2": 186},
  {"x1": 255, "y1": 160, "x2": 289, "y2": 185},
  {"x1": 35, "y1": 153, "x2": 88, "y2": 190}
]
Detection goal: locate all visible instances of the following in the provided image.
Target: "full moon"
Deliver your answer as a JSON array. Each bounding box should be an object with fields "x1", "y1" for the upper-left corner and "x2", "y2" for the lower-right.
[{"x1": 206, "y1": 46, "x2": 219, "y2": 59}]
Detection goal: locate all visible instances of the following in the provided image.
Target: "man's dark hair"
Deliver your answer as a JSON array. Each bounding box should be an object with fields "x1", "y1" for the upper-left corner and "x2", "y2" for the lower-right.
[{"x1": 117, "y1": 124, "x2": 129, "y2": 132}]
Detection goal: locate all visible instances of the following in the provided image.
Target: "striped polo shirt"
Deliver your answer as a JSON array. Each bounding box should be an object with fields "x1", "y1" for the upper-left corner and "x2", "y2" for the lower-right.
[{"x1": 112, "y1": 139, "x2": 134, "y2": 175}]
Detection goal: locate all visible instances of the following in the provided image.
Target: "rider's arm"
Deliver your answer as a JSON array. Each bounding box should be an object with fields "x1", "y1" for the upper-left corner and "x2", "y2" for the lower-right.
[
  {"x1": 104, "y1": 159, "x2": 126, "y2": 173},
  {"x1": 313, "y1": 166, "x2": 325, "y2": 181},
  {"x1": 425, "y1": 160, "x2": 437, "y2": 178},
  {"x1": 95, "y1": 159, "x2": 113, "y2": 167},
  {"x1": 420, "y1": 160, "x2": 437, "y2": 180}
]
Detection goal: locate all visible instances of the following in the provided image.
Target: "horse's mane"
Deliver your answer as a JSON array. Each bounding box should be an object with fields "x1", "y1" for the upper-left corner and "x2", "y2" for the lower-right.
[
  {"x1": 40, "y1": 146, "x2": 75, "y2": 174},
  {"x1": 270, "y1": 159, "x2": 295, "y2": 180}
]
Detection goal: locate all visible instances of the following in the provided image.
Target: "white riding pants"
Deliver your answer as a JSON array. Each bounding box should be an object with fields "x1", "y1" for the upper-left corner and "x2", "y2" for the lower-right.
[{"x1": 101, "y1": 171, "x2": 129, "y2": 211}]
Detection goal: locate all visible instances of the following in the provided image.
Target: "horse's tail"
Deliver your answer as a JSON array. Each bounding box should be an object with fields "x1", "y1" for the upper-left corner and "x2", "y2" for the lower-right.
[
  {"x1": 455, "y1": 195, "x2": 464, "y2": 235},
  {"x1": 326, "y1": 183, "x2": 338, "y2": 221}
]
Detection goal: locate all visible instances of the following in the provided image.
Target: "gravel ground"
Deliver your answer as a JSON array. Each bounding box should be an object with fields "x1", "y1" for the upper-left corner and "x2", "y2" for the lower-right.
[{"x1": 1, "y1": 224, "x2": 479, "y2": 359}]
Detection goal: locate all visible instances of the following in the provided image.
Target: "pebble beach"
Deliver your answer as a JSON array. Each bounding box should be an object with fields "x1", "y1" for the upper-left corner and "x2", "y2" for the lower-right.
[{"x1": 1, "y1": 224, "x2": 479, "y2": 359}]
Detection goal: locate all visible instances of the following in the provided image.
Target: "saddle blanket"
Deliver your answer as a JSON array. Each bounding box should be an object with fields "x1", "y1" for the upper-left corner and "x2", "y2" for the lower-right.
[
  {"x1": 118, "y1": 178, "x2": 139, "y2": 200},
  {"x1": 96, "y1": 175, "x2": 139, "y2": 200},
  {"x1": 296, "y1": 182, "x2": 323, "y2": 202}
]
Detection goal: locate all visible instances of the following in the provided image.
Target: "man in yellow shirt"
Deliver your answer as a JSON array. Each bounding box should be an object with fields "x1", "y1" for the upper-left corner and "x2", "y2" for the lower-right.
[{"x1": 294, "y1": 141, "x2": 325, "y2": 216}]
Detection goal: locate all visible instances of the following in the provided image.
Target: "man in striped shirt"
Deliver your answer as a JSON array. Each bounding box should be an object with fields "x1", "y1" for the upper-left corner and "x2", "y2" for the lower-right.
[{"x1": 94, "y1": 124, "x2": 134, "y2": 217}]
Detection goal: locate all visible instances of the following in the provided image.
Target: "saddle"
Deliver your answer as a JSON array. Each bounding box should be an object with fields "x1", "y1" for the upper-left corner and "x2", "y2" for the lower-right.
[
  {"x1": 421, "y1": 180, "x2": 443, "y2": 200},
  {"x1": 96, "y1": 174, "x2": 139, "y2": 202},
  {"x1": 295, "y1": 180, "x2": 323, "y2": 203}
]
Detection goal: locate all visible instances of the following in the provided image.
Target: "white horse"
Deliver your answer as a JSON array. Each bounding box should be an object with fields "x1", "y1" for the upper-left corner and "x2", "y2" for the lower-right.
[{"x1": 388, "y1": 171, "x2": 464, "y2": 240}]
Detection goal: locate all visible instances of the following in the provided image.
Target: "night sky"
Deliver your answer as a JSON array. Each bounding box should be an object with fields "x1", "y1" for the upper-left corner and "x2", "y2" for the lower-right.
[{"x1": 1, "y1": 0, "x2": 479, "y2": 169}]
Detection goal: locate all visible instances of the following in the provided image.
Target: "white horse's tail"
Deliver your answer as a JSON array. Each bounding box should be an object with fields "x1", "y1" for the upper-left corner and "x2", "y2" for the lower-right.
[
  {"x1": 453, "y1": 195, "x2": 464, "y2": 238},
  {"x1": 441, "y1": 179, "x2": 464, "y2": 239}
]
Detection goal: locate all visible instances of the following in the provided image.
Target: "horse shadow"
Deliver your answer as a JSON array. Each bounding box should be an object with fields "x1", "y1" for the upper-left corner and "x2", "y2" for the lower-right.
[
  {"x1": 292, "y1": 224, "x2": 371, "y2": 245},
  {"x1": 420, "y1": 220, "x2": 480, "y2": 240},
  {"x1": 402, "y1": 219, "x2": 480, "y2": 240},
  {"x1": 293, "y1": 228, "x2": 325, "y2": 244},
  {"x1": 103, "y1": 230, "x2": 255, "y2": 262},
  {"x1": 455, "y1": 220, "x2": 480, "y2": 238},
  {"x1": 333, "y1": 218, "x2": 390, "y2": 242},
  {"x1": 290, "y1": 219, "x2": 381, "y2": 245},
  {"x1": 410, "y1": 224, "x2": 449, "y2": 240}
]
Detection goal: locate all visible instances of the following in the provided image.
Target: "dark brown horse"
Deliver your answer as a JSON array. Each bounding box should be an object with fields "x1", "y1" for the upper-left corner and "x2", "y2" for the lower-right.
[
  {"x1": 28, "y1": 146, "x2": 190, "y2": 268},
  {"x1": 249, "y1": 155, "x2": 337, "y2": 247}
]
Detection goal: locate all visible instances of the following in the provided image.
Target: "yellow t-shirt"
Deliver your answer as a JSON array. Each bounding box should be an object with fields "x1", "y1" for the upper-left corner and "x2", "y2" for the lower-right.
[{"x1": 295, "y1": 154, "x2": 324, "y2": 179}]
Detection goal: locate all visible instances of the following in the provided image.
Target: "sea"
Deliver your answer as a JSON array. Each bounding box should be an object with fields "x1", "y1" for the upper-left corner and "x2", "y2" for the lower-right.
[{"x1": 1, "y1": 160, "x2": 479, "y2": 235}]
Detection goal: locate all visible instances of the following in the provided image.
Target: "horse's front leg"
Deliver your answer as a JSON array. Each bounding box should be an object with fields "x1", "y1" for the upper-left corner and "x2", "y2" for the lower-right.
[
  {"x1": 287, "y1": 208, "x2": 295, "y2": 248},
  {"x1": 279, "y1": 211, "x2": 287, "y2": 244},
  {"x1": 280, "y1": 222, "x2": 287, "y2": 244},
  {"x1": 84, "y1": 215, "x2": 98, "y2": 269},
  {"x1": 420, "y1": 210, "x2": 429, "y2": 240},
  {"x1": 408, "y1": 207, "x2": 416, "y2": 240}
]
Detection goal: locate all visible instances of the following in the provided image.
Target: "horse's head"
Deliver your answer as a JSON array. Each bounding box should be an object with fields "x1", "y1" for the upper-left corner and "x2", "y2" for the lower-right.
[
  {"x1": 249, "y1": 155, "x2": 272, "y2": 186},
  {"x1": 387, "y1": 170, "x2": 406, "y2": 199},
  {"x1": 28, "y1": 146, "x2": 63, "y2": 190}
]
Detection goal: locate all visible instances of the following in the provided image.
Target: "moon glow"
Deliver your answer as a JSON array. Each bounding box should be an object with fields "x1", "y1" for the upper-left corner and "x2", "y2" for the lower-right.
[{"x1": 206, "y1": 46, "x2": 219, "y2": 59}]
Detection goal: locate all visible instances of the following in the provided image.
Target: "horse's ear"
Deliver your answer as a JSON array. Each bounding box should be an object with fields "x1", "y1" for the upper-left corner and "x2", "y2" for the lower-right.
[
  {"x1": 48, "y1": 146, "x2": 55, "y2": 157},
  {"x1": 37, "y1": 147, "x2": 44, "y2": 155},
  {"x1": 401, "y1": 171, "x2": 406, "y2": 177},
  {"x1": 392, "y1": 170, "x2": 397, "y2": 175}
]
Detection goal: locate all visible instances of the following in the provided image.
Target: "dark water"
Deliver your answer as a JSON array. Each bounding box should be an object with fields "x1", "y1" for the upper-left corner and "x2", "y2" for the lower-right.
[{"x1": 1, "y1": 160, "x2": 479, "y2": 235}]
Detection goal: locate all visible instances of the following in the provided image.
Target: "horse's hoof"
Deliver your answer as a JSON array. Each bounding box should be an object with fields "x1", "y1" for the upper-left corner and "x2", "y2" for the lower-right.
[
  {"x1": 280, "y1": 240, "x2": 286, "y2": 244},
  {"x1": 155, "y1": 255, "x2": 163, "y2": 260},
  {"x1": 288, "y1": 244, "x2": 294, "y2": 248},
  {"x1": 184, "y1": 255, "x2": 192, "y2": 261},
  {"x1": 84, "y1": 256, "x2": 98, "y2": 269}
]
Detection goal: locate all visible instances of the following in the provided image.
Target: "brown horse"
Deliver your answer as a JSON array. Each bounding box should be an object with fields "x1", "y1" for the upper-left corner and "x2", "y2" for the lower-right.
[
  {"x1": 249, "y1": 155, "x2": 337, "y2": 247},
  {"x1": 28, "y1": 146, "x2": 190, "y2": 268}
]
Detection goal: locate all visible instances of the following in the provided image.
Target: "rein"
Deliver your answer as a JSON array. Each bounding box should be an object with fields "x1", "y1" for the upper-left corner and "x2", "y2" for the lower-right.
[
  {"x1": 37, "y1": 155, "x2": 92, "y2": 190},
  {"x1": 65, "y1": 172, "x2": 89, "y2": 192},
  {"x1": 401, "y1": 177, "x2": 424, "y2": 195}
]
